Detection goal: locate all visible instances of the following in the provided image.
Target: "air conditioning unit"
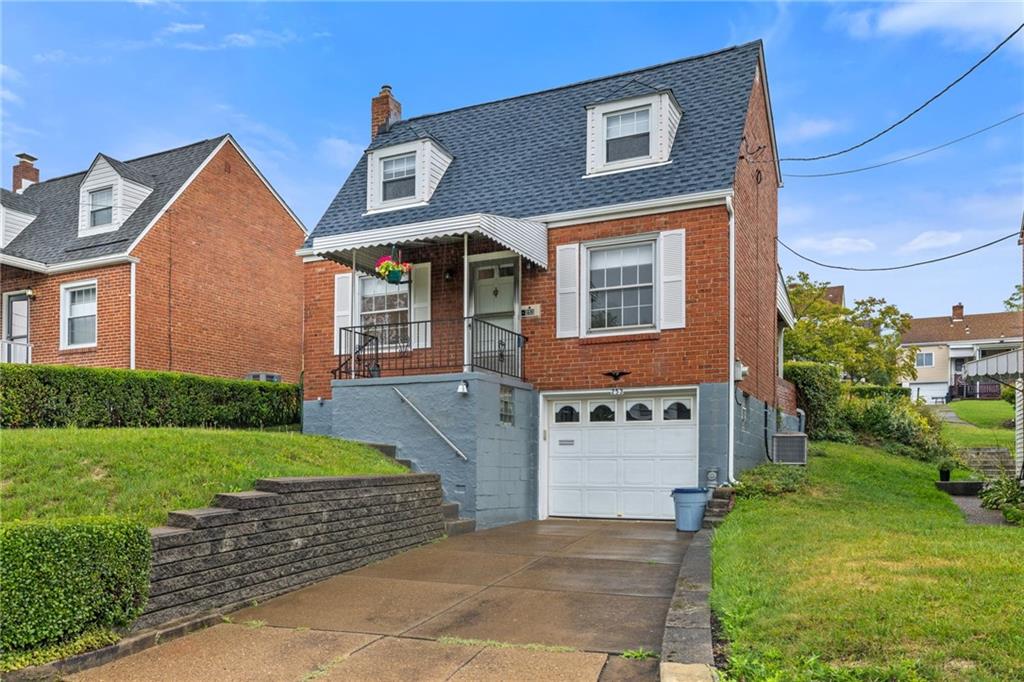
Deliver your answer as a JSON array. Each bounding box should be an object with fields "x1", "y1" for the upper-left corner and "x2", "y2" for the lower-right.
[{"x1": 773, "y1": 433, "x2": 808, "y2": 465}]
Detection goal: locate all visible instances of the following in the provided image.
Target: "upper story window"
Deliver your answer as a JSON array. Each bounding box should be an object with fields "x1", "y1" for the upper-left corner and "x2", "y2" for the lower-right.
[
  {"x1": 588, "y1": 242, "x2": 655, "y2": 331},
  {"x1": 89, "y1": 187, "x2": 113, "y2": 227},
  {"x1": 382, "y1": 153, "x2": 416, "y2": 202},
  {"x1": 585, "y1": 92, "x2": 681, "y2": 176},
  {"x1": 605, "y1": 108, "x2": 650, "y2": 163},
  {"x1": 60, "y1": 280, "x2": 97, "y2": 350},
  {"x1": 916, "y1": 352, "x2": 934, "y2": 368}
]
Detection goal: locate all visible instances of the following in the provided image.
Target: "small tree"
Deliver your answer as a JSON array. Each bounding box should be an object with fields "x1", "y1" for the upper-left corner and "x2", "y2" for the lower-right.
[{"x1": 1005, "y1": 284, "x2": 1023, "y2": 312}]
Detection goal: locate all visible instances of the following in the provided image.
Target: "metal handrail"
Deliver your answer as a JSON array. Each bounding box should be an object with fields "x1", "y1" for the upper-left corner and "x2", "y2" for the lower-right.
[{"x1": 392, "y1": 387, "x2": 468, "y2": 460}]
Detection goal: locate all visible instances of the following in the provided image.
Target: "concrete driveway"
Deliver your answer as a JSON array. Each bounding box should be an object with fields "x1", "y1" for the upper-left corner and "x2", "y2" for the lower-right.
[{"x1": 74, "y1": 519, "x2": 691, "y2": 681}]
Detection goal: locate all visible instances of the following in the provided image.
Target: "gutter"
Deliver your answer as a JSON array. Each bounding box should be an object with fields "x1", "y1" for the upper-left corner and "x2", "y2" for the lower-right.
[
  {"x1": 726, "y1": 195, "x2": 737, "y2": 484},
  {"x1": 0, "y1": 252, "x2": 138, "y2": 274}
]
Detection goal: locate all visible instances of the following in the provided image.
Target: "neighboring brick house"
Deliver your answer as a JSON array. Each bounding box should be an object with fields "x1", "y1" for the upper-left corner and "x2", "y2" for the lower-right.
[
  {"x1": 901, "y1": 302, "x2": 1023, "y2": 402},
  {"x1": 300, "y1": 41, "x2": 798, "y2": 527},
  {"x1": 0, "y1": 135, "x2": 305, "y2": 382}
]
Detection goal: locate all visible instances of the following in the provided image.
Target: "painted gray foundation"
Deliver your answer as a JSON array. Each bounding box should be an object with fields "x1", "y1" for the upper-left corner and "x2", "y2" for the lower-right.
[
  {"x1": 697, "y1": 383, "x2": 731, "y2": 488},
  {"x1": 306, "y1": 373, "x2": 537, "y2": 529},
  {"x1": 733, "y1": 387, "x2": 802, "y2": 475}
]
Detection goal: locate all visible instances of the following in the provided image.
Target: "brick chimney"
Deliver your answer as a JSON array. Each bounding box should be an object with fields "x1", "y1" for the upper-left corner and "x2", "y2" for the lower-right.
[
  {"x1": 371, "y1": 85, "x2": 401, "y2": 140},
  {"x1": 13, "y1": 153, "x2": 39, "y2": 193},
  {"x1": 952, "y1": 302, "x2": 964, "y2": 321}
]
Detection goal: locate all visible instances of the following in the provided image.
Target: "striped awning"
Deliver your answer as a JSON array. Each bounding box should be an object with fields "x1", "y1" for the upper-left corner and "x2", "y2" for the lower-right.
[{"x1": 963, "y1": 349, "x2": 1022, "y2": 381}]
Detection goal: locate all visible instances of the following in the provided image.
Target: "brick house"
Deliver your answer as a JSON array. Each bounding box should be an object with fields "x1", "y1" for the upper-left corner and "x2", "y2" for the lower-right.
[
  {"x1": 300, "y1": 41, "x2": 799, "y2": 527},
  {"x1": 0, "y1": 135, "x2": 305, "y2": 382}
]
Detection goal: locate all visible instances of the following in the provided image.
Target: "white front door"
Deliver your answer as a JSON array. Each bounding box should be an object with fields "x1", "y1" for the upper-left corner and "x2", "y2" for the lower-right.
[
  {"x1": 547, "y1": 392, "x2": 699, "y2": 519},
  {"x1": 471, "y1": 259, "x2": 517, "y2": 330}
]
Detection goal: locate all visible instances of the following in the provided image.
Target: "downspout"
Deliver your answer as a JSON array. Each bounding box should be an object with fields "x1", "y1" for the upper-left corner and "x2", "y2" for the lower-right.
[
  {"x1": 726, "y1": 195, "x2": 737, "y2": 483},
  {"x1": 129, "y1": 262, "x2": 136, "y2": 369}
]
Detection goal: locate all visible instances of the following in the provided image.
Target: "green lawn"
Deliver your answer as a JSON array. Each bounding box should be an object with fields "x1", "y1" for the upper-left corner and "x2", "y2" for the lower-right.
[
  {"x1": 944, "y1": 423, "x2": 1015, "y2": 452},
  {"x1": 712, "y1": 442, "x2": 1024, "y2": 681},
  {"x1": 947, "y1": 399, "x2": 1014, "y2": 429},
  {"x1": 1, "y1": 428, "x2": 406, "y2": 527}
]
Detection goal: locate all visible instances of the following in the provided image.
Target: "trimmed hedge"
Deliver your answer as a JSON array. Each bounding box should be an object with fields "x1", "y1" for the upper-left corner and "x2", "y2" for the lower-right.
[
  {"x1": 783, "y1": 361, "x2": 843, "y2": 440},
  {"x1": 0, "y1": 518, "x2": 150, "y2": 660},
  {"x1": 0, "y1": 364, "x2": 300, "y2": 428},
  {"x1": 843, "y1": 383, "x2": 911, "y2": 400}
]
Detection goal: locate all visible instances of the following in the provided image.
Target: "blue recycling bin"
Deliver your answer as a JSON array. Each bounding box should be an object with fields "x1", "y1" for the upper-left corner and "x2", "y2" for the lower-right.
[{"x1": 671, "y1": 487, "x2": 709, "y2": 532}]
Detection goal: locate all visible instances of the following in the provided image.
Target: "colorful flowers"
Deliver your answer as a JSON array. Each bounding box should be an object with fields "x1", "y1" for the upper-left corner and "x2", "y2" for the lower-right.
[{"x1": 375, "y1": 255, "x2": 412, "y2": 283}]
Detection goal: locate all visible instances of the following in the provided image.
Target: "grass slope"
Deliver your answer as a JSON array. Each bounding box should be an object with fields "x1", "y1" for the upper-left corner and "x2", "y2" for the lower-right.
[
  {"x1": 947, "y1": 400, "x2": 1014, "y2": 429},
  {"x1": 1, "y1": 428, "x2": 406, "y2": 527},
  {"x1": 713, "y1": 443, "x2": 1024, "y2": 681}
]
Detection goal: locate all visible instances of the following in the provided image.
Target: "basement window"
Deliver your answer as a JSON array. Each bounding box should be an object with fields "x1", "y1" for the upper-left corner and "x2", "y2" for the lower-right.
[{"x1": 499, "y1": 385, "x2": 515, "y2": 426}]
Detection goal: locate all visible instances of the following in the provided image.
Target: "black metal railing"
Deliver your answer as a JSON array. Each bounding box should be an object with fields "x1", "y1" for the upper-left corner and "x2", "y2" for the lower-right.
[
  {"x1": 333, "y1": 317, "x2": 526, "y2": 381},
  {"x1": 947, "y1": 380, "x2": 1003, "y2": 401}
]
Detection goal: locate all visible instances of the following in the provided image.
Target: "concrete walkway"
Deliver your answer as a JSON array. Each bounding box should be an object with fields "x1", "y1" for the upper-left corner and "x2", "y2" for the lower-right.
[
  {"x1": 951, "y1": 495, "x2": 1009, "y2": 526},
  {"x1": 73, "y1": 519, "x2": 691, "y2": 681}
]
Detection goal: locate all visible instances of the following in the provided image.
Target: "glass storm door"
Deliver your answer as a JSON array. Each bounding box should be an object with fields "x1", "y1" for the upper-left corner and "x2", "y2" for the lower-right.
[{"x1": 5, "y1": 294, "x2": 29, "y2": 363}]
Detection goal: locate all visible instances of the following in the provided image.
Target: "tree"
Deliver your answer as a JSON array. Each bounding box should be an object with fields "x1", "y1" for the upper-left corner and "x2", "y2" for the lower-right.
[
  {"x1": 1005, "y1": 284, "x2": 1023, "y2": 311},
  {"x1": 784, "y1": 272, "x2": 916, "y2": 385}
]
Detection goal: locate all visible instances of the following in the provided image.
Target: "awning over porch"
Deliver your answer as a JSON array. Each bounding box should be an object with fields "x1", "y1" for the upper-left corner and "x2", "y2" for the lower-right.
[
  {"x1": 963, "y1": 349, "x2": 1022, "y2": 382},
  {"x1": 310, "y1": 212, "x2": 548, "y2": 272}
]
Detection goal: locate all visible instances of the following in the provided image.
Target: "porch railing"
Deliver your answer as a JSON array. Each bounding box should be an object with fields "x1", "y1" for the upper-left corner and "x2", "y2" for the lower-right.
[
  {"x1": 1, "y1": 340, "x2": 32, "y2": 364},
  {"x1": 334, "y1": 317, "x2": 526, "y2": 381},
  {"x1": 947, "y1": 380, "x2": 1003, "y2": 401}
]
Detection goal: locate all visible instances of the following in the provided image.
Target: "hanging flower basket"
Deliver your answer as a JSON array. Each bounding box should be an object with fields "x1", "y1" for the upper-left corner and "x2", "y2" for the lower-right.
[{"x1": 375, "y1": 255, "x2": 412, "y2": 284}]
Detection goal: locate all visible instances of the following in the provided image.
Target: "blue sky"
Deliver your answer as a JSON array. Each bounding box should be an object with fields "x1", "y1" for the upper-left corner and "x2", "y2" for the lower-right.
[{"x1": 2, "y1": 1, "x2": 1021, "y2": 318}]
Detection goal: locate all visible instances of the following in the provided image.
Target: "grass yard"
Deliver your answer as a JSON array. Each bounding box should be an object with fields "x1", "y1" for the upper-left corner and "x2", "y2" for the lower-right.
[
  {"x1": 946, "y1": 399, "x2": 1014, "y2": 429},
  {"x1": 713, "y1": 442, "x2": 1024, "y2": 681},
  {"x1": 1, "y1": 428, "x2": 406, "y2": 527}
]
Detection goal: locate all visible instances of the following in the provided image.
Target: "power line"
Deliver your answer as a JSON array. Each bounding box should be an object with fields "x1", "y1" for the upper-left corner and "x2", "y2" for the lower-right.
[
  {"x1": 784, "y1": 112, "x2": 1024, "y2": 178},
  {"x1": 778, "y1": 232, "x2": 1017, "y2": 272},
  {"x1": 781, "y1": 22, "x2": 1024, "y2": 162}
]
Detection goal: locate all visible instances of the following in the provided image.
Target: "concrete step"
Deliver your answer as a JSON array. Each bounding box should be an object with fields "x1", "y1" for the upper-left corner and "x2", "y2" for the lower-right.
[
  {"x1": 396, "y1": 459, "x2": 415, "y2": 470},
  {"x1": 702, "y1": 515, "x2": 726, "y2": 529},
  {"x1": 441, "y1": 502, "x2": 461, "y2": 521},
  {"x1": 712, "y1": 487, "x2": 736, "y2": 500},
  {"x1": 445, "y1": 518, "x2": 476, "y2": 536}
]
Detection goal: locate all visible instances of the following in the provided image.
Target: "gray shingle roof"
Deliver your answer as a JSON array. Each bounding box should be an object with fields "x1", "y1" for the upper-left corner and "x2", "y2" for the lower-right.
[
  {"x1": 2, "y1": 136, "x2": 226, "y2": 265},
  {"x1": 309, "y1": 41, "x2": 763, "y2": 246},
  {"x1": 0, "y1": 188, "x2": 40, "y2": 215}
]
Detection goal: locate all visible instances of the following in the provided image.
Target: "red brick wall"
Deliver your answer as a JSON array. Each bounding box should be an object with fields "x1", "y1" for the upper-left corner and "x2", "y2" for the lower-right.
[
  {"x1": 775, "y1": 376, "x2": 797, "y2": 413},
  {"x1": 733, "y1": 66, "x2": 781, "y2": 406},
  {"x1": 0, "y1": 263, "x2": 131, "y2": 367},
  {"x1": 304, "y1": 258, "x2": 348, "y2": 398},
  {"x1": 133, "y1": 142, "x2": 304, "y2": 382}
]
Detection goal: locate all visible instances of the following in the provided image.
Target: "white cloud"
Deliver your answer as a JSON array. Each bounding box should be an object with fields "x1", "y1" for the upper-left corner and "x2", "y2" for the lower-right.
[
  {"x1": 178, "y1": 29, "x2": 299, "y2": 51},
  {"x1": 319, "y1": 137, "x2": 364, "y2": 170},
  {"x1": 1, "y1": 64, "x2": 21, "y2": 82},
  {"x1": 0, "y1": 88, "x2": 22, "y2": 105},
  {"x1": 831, "y1": 2, "x2": 1024, "y2": 50},
  {"x1": 779, "y1": 202, "x2": 815, "y2": 228},
  {"x1": 781, "y1": 117, "x2": 843, "y2": 144},
  {"x1": 163, "y1": 22, "x2": 204, "y2": 34},
  {"x1": 900, "y1": 230, "x2": 963, "y2": 252},
  {"x1": 793, "y1": 236, "x2": 877, "y2": 255}
]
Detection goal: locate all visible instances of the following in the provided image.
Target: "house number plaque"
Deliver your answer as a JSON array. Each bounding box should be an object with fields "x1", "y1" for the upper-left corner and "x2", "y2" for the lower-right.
[{"x1": 520, "y1": 304, "x2": 541, "y2": 319}]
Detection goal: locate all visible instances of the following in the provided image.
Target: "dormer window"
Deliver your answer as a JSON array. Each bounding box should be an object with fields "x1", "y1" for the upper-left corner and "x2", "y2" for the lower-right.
[
  {"x1": 89, "y1": 187, "x2": 113, "y2": 227},
  {"x1": 382, "y1": 153, "x2": 416, "y2": 202},
  {"x1": 585, "y1": 92, "x2": 682, "y2": 177},
  {"x1": 605, "y1": 108, "x2": 650, "y2": 163}
]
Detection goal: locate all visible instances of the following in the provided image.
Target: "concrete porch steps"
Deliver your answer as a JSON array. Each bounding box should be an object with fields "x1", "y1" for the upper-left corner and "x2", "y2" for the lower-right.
[{"x1": 702, "y1": 487, "x2": 736, "y2": 529}]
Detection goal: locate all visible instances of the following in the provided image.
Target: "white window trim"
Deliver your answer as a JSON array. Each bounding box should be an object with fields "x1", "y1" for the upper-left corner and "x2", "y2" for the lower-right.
[
  {"x1": 88, "y1": 186, "x2": 115, "y2": 229},
  {"x1": 579, "y1": 234, "x2": 659, "y2": 338},
  {"x1": 355, "y1": 274, "x2": 412, "y2": 353},
  {"x1": 916, "y1": 352, "x2": 934, "y2": 368},
  {"x1": 585, "y1": 92, "x2": 681, "y2": 177},
  {"x1": 79, "y1": 185, "x2": 119, "y2": 237},
  {"x1": 59, "y1": 279, "x2": 98, "y2": 351},
  {"x1": 364, "y1": 139, "x2": 452, "y2": 215}
]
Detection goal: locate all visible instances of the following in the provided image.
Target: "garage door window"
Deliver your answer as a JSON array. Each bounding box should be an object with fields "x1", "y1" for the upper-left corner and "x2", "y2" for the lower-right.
[
  {"x1": 554, "y1": 403, "x2": 580, "y2": 423},
  {"x1": 589, "y1": 401, "x2": 616, "y2": 422},
  {"x1": 626, "y1": 400, "x2": 653, "y2": 421},
  {"x1": 663, "y1": 398, "x2": 692, "y2": 421}
]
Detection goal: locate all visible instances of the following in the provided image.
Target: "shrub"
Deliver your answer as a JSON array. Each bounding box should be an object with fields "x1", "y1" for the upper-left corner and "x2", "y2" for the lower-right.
[
  {"x1": 734, "y1": 463, "x2": 808, "y2": 499},
  {"x1": 0, "y1": 364, "x2": 300, "y2": 428},
  {"x1": 1004, "y1": 505, "x2": 1024, "y2": 526},
  {"x1": 843, "y1": 383, "x2": 911, "y2": 400},
  {"x1": 840, "y1": 394, "x2": 951, "y2": 462},
  {"x1": 979, "y1": 474, "x2": 1024, "y2": 511},
  {"x1": 0, "y1": 518, "x2": 150, "y2": 662},
  {"x1": 783, "y1": 362, "x2": 843, "y2": 440},
  {"x1": 1004, "y1": 385, "x2": 1017, "y2": 406}
]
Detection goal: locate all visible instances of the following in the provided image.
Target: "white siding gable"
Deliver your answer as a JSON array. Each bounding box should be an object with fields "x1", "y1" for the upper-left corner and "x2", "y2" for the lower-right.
[
  {"x1": 365, "y1": 138, "x2": 452, "y2": 214},
  {"x1": 1, "y1": 206, "x2": 36, "y2": 248},
  {"x1": 585, "y1": 92, "x2": 682, "y2": 177},
  {"x1": 77, "y1": 156, "x2": 154, "y2": 238}
]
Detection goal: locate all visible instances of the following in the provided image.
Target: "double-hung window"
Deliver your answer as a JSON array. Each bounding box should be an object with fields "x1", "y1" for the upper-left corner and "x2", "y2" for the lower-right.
[
  {"x1": 915, "y1": 352, "x2": 934, "y2": 368},
  {"x1": 89, "y1": 187, "x2": 113, "y2": 228},
  {"x1": 61, "y1": 281, "x2": 97, "y2": 349},
  {"x1": 605, "y1": 107, "x2": 651, "y2": 163},
  {"x1": 359, "y1": 276, "x2": 410, "y2": 347},
  {"x1": 588, "y1": 242, "x2": 655, "y2": 331},
  {"x1": 381, "y1": 153, "x2": 416, "y2": 202}
]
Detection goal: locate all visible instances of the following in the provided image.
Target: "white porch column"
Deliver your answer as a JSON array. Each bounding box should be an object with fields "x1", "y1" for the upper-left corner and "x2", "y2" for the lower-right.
[
  {"x1": 350, "y1": 248, "x2": 358, "y2": 379},
  {"x1": 1017, "y1": 377, "x2": 1023, "y2": 478},
  {"x1": 463, "y1": 234, "x2": 470, "y2": 372}
]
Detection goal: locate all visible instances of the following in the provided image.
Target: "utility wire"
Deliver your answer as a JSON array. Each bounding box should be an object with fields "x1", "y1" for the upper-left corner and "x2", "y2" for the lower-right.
[
  {"x1": 781, "y1": 22, "x2": 1024, "y2": 162},
  {"x1": 784, "y1": 112, "x2": 1024, "y2": 178},
  {"x1": 778, "y1": 232, "x2": 1017, "y2": 272}
]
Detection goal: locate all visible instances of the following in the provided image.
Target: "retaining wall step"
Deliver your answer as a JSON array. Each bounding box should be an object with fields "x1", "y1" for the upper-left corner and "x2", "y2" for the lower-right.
[
  {"x1": 445, "y1": 518, "x2": 476, "y2": 536},
  {"x1": 441, "y1": 502, "x2": 461, "y2": 520}
]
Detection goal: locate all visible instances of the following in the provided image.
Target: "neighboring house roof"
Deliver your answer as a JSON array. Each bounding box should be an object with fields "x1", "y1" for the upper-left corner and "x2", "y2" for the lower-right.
[
  {"x1": 823, "y1": 285, "x2": 845, "y2": 307},
  {"x1": 902, "y1": 310, "x2": 1024, "y2": 344},
  {"x1": 0, "y1": 188, "x2": 40, "y2": 215},
  {"x1": 2, "y1": 136, "x2": 226, "y2": 266},
  {"x1": 309, "y1": 41, "x2": 769, "y2": 245}
]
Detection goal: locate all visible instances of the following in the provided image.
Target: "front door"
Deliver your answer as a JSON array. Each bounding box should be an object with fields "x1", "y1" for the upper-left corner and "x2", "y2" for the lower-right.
[
  {"x1": 4, "y1": 293, "x2": 30, "y2": 363},
  {"x1": 470, "y1": 257, "x2": 518, "y2": 374}
]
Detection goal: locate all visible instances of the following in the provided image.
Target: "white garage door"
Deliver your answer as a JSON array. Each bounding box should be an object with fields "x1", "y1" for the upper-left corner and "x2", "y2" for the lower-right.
[{"x1": 547, "y1": 393, "x2": 699, "y2": 520}]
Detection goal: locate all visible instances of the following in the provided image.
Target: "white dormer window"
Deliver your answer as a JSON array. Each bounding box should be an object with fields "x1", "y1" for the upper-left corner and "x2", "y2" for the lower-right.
[
  {"x1": 382, "y1": 153, "x2": 417, "y2": 202},
  {"x1": 89, "y1": 187, "x2": 114, "y2": 227},
  {"x1": 365, "y1": 138, "x2": 452, "y2": 214},
  {"x1": 586, "y1": 92, "x2": 682, "y2": 177}
]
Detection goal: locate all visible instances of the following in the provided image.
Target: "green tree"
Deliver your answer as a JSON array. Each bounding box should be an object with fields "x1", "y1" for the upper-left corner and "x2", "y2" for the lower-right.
[
  {"x1": 1005, "y1": 284, "x2": 1023, "y2": 311},
  {"x1": 784, "y1": 272, "x2": 916, "y2": 384}
]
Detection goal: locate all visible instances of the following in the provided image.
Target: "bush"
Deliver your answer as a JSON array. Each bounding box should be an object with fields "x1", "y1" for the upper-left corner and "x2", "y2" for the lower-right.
[
  {"x1": 0, "y1": 518, "x2": 150, "y2": 663},
  {"x1": 980, "y1": 473, "x2": 1024, "y2": 511},
  {"x1": 0, "y1": 364, "x2": 300, "y2": 428},
  {"x1": 734, "y1": 463, "x2": 808, "y2": 499},
  {"x1": 840, "y1": 394, "x2": 951, "y2": 462},
  {"x1": 843, "y1": 383, "x2": 911, "y2": 400},
  {"x1": 783, "y1": 362, "x2": 843, "y2": 440},
  {"x1": 1004, "y1": 385, "x2": 1017, "y2": 406}
]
